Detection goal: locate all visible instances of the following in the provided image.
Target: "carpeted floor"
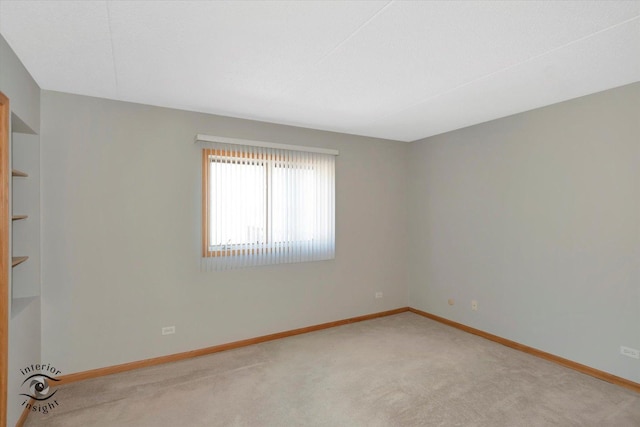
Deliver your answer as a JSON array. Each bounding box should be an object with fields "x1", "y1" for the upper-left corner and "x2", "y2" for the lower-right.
[{"x1": 25, "y1": 312, "x2": 640, "y2": 426}]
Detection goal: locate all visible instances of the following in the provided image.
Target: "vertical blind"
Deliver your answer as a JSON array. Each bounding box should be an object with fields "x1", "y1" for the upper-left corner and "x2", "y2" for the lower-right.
[{"x1": 201, "y1": 141, "x2": 335, "y2": 271}]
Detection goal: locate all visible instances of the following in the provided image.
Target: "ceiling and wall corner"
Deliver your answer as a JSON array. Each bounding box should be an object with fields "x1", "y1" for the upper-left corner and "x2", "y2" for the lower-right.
[{"x1": 0, "y1": 1, "x2": 638, "y2": 142}]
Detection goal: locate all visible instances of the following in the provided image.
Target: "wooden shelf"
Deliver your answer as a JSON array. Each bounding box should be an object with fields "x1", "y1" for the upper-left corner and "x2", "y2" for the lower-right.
[
  {"x1": 12, "y1": 256, "x2": 28, "y2": 267},
  {"x1": 8, "y1": 132, "x2": 41, "y2": 299}
]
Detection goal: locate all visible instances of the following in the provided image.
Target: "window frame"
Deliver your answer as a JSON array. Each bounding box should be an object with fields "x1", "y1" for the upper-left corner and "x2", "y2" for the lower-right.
[
  {"x1": 202, "y1": 149, "x2": 266, "y2": 258},
  {"x1": 201, "y1": 149, "x2": 318, "y2": 259},
  {"x1": 202, "y1": 150, "x2": 262, "y2": 257}
]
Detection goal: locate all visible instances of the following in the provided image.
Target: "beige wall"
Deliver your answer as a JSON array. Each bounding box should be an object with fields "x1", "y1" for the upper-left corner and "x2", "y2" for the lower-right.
[
  {"x1": 408, "y1": 83, "x2": 640, "y2": 382},
  {"x1": 40, "y1": 91, "x2": 409, "y2": 374}
]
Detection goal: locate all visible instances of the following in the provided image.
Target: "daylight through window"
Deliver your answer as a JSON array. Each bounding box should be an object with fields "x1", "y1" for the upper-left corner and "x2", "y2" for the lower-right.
[{"x1": 201, "y1": 143, "x2": 335, "y2": 270}]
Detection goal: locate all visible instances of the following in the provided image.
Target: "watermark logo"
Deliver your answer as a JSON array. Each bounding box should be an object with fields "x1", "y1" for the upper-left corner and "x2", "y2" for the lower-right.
[{"x1": 19, "y1": 363, "x2": 62, "y2": 415}]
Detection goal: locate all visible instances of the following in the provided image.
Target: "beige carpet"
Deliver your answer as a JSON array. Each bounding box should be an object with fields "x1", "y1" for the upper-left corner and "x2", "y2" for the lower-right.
[{"x1": 25, "y1": 313, "x2": 640, "y2": 426}]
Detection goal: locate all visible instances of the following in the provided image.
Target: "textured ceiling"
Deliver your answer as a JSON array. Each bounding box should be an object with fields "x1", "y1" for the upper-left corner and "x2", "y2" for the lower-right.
[{"x1": 0, "y1": 1, "x2": 638, "y2": 142}]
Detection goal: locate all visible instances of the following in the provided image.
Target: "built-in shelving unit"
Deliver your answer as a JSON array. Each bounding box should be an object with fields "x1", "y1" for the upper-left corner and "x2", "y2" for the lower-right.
[
  {"x1": 11, "y1": 256, "x2": 28, "y2": 267},
  {"x1": 10, "y1": 131, "x2": 40, "y2": 299},
  {"x1": 11, "y1": 167, "x2": 28, "y2": 271}
]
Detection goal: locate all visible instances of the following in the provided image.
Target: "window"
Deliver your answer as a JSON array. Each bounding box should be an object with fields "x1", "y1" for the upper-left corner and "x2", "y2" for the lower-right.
[{"x1": 200, "y1": 139, "x2": 336, "y2": 270}]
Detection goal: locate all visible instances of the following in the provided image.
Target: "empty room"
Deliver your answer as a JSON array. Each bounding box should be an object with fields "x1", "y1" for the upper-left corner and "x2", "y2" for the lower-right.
[{"x1": 1, "y1": 1, "x2": 639, "y2": 426}]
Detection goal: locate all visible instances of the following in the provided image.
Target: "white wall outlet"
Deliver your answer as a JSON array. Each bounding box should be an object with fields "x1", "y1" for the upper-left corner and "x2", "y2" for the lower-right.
[
  {"x1": 471, "y1": 300, "x2": 478, "y2": 311},
  {"x1": 375, "y1": 292, "x2": 383, "y2": 299},
  {"x1": 620, "y1": 346, "x2": 640, "y2": 359},
  {"x1": 448, "y1": 298, "x2": 455, "y2": 306},
  {"x1": 162, "y1": 326, "x2": 176, "y2": 335}
]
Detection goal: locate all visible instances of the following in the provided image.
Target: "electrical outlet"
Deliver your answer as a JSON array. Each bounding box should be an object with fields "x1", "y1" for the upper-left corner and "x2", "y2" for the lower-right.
[
  {"x1": 620, "y1": 346, "x2": 640, "y2": 359},
  {"x1": 448, "y1": 298, "x2": 455, "y2": 306},
  {"x1": 162, "y1": 326, "x2": 175, "y2": 335},
  {"x1": 471, "y1": 300, "x2": 478, "y2": 311},
  {"x1": 375, "y1": 292, "x2": 383, "y2": 299}
]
